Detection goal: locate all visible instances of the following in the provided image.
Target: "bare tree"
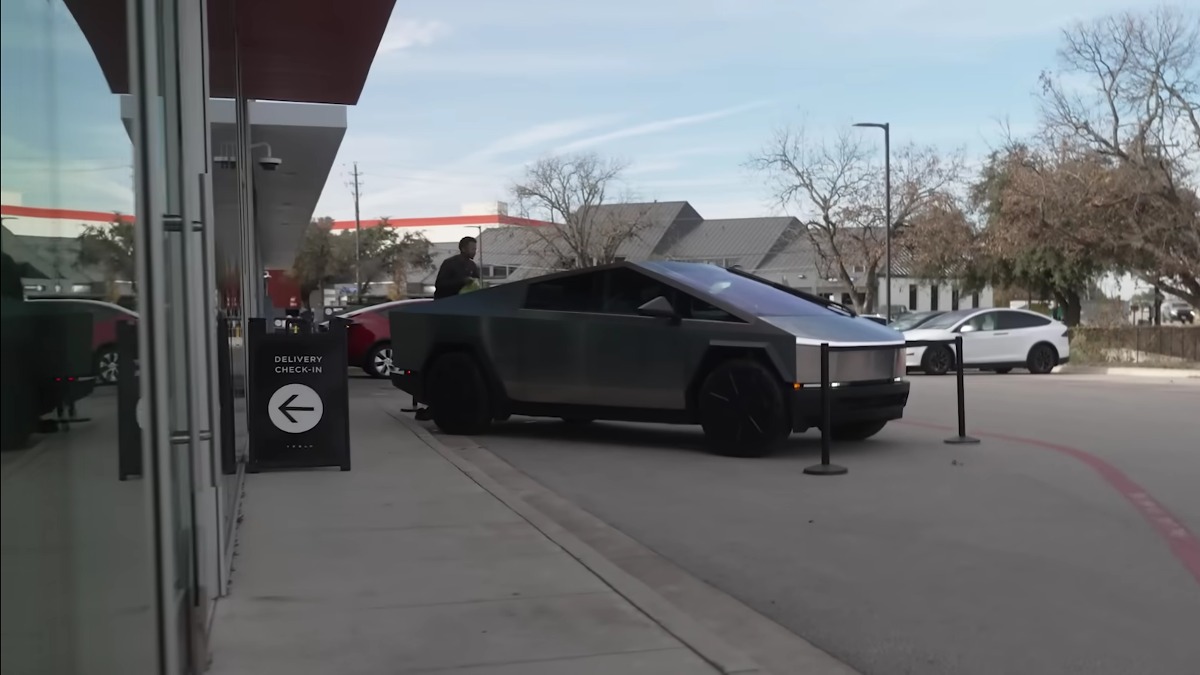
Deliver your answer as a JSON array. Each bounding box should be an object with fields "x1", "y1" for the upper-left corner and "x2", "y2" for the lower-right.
[
  {"x1": 1038, "y1": 5, "x2": 1200, "y2": 302},
  {"x1": 749, "y1": 127, "x2": 965, "y2": 312},
  {"x1": 511, "y1": 153, "x2": 651, "y2": 270}
]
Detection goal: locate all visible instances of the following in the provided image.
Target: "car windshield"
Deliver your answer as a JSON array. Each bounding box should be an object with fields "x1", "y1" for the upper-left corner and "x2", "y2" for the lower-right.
[
  {"x1": 890, "y1": 312, "x2": 940, "y2": 331},
  {"x1": 640, "y1": 261, "x2": 828, "y2": 317},
  {"x1": 913, "y1": 309, "x2": 977, "y2": 330}
]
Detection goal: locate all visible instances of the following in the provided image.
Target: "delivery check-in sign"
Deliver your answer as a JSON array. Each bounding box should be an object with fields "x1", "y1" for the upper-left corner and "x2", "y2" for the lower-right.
[{"x1": 248, "y1": 318, "x2": 351, "y2": 472}]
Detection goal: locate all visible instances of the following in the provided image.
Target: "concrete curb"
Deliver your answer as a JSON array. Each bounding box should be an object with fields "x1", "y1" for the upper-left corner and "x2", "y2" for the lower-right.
[
  {"x1": 388, "y1": 409, "x2": 765, "y2": 675},
  {"x1": 1054, "y1": 365, "x2": 1200, "y2": 379}
]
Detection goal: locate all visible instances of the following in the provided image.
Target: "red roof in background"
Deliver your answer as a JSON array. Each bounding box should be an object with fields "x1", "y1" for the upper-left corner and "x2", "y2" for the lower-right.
[
  {"x1": 329, "y1": 214, "x2": 553, "y2": 230},
  {"x1": 1, "y1": 205, "x2": 133, "y2": 223},
  {"x1": 62, "y1": 0, "x2": 396, "y2": 105},
  {"x1": 2, "y1": 204, "x2": 552, "y2": 231}
]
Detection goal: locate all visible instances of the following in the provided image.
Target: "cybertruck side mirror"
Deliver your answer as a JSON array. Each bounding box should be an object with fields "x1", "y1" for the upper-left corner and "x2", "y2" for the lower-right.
[{"x1": 637, "y1": 295, "x2": 680, "y2": 323}]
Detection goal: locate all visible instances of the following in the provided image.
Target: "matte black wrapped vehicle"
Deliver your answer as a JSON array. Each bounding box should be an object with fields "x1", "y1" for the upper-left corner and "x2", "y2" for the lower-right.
[{"x1": 389, "y1": 261, "x2": 910, "y2": 457}]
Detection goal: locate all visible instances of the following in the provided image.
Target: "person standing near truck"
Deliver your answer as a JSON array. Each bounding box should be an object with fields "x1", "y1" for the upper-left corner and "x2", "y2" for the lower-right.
[
  {"x1": 433, "y1": 236, "x2": 480, "y2": 299},
  {"x1": 415, "y1": 237, "x2": 482, "y2": 420}
]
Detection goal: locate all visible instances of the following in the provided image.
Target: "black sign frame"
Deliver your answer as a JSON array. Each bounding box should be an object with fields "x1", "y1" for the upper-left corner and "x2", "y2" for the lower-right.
[
  {"x1": 117, "y1": 319, "x2": 142, "y2": 481},
  {"x1": 247, "y1": 317, "x2": 351, "y2": 473}
]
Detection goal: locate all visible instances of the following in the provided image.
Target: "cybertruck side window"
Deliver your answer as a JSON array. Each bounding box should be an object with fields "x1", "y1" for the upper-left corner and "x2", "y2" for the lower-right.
[
  {"x1": 523, "y1": 273, "x2": 601, "y2": 312},
  {"x1": 599, "y1": 267, "x2": 677, "y2": 315}
]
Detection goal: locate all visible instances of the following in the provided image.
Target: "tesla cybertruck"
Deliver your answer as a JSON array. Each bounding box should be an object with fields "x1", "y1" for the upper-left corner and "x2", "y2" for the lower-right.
[{"x1": 389, "y1": 261, "x2": 910, "y2": 457}]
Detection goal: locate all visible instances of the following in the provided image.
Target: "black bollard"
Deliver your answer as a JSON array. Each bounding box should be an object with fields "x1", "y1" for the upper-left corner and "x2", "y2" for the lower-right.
[
  {"x1": 804, "y1": 342, "x2": 849, "y2": 475},
  {"x1": 944, "y1": 335, "x2": 980, "y2": 445}
]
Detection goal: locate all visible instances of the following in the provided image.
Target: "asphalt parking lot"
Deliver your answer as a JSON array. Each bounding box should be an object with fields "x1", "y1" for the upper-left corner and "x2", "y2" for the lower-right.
[{"x1": 423, "y1": 373, "x2": 1200, "y2": 675}]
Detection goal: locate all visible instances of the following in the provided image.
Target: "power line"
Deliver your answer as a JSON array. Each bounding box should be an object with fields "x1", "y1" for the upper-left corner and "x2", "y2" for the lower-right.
[{"x1": 347, "y1": 162, "x2": 364, "y2": 303}]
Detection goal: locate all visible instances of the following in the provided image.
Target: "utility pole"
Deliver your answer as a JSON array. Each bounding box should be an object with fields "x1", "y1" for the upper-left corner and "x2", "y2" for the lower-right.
[
  {"x1": 350, "y1": 162, "x2": 363, "y2": 305},
  {"x1": 853, "y1": 121, "x2": 892, "y2": 320}
]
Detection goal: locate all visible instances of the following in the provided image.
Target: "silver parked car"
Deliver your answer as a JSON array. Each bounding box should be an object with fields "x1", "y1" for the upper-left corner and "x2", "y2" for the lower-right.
[{"x1": 388, "y1": 261, "x2": 910, "y2": 457}]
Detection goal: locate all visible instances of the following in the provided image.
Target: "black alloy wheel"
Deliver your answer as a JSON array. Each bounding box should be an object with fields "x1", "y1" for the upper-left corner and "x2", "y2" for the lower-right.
[
  {"x1": 1026, "y1": 343, "x2": 1058, "y2": 375},
  {"x1": 920, "y1": 345, "x2": 954, "y2": 376},
  {"x1": 697, "y1": 358, "x2": 790, "y2": 458}
]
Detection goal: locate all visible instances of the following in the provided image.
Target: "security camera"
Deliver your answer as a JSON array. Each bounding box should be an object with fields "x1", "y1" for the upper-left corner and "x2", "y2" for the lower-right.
[{"x1": 258, "y1": 156, "x2": 283, "y2": 171}]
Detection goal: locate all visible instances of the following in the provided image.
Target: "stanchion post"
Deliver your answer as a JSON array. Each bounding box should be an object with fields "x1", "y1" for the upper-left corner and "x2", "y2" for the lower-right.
[
  {"x1": 804, "y1": 342, "x2": 849, "y2": 476},
  {"x1": 944, "y1": 335, "x2": 980, "y2": 445}
]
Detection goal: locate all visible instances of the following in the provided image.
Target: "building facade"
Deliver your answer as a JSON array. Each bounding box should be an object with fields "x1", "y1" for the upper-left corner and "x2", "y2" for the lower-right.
[
  {"x1": 0, "y1": 1, "x2": 395, "y2": 673},
  {"x1": 403, "y1": 200, "x2": 994, "y2": 311}
]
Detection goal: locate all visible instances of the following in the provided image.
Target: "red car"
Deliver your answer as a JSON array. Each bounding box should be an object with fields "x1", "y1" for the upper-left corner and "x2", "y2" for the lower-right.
[
  {"x1": 29, "y1": 298, "x2": 139, "y2": 385},
  {"x1": 330, "y1": 299, "x2": 431, "y2": 378}
]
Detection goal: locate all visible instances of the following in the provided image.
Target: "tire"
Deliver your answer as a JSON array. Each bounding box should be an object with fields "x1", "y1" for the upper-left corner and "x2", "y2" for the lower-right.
[
  {"x1": 425, "y1": 352, "x2": 492, "y2": 435},
  {"x1": 95, "y1": 346, "x2": 119, "y2": 385},
  {"x1": 1026, "y1": 343, "x2": 1058, "y2": 375},
  {"x1": 363, "y1": 342, "x2": 392, "y2": 379},
  {"x1": 920, "y1": 345, "x2": 954, "y2": 376},
  {"x1": 830, "y1": 420, "x2": 888, "y2": 441},
  {"x1": 993, "y1": 367, "x2": 1012, "y2": 374},
  {"x1": 697, "y1": 358, "x2": 790, "y2": 458}
]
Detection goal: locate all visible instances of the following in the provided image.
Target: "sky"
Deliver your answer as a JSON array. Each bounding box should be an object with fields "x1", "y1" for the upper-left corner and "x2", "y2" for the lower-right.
[
  {"x1": 312, "y1": 0, "x2": 1166, "y2": 221},
  {"x1": 0, "y1": 0, "x2": 1170, "y2": 228}
]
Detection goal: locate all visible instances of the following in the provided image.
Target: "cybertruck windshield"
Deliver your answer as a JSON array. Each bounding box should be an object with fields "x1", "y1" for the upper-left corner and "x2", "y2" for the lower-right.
[{"x1": 640, "y1": 261, "x2": 831, "y2": 317}]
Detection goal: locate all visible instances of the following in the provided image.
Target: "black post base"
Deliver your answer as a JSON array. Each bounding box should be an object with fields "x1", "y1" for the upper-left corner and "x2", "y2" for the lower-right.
[
  {"x1": 803, "y1": 463, "x2": 849, "y2": 476},
  {"x1": 944, "y1": 435, "x2": 981, "y2": 445}
]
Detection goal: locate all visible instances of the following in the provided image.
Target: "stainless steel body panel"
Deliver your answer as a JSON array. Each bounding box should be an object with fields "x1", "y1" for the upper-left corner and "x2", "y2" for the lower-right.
[{"x1": 793, "y1": 343, "x2": 903, "y2": 384}]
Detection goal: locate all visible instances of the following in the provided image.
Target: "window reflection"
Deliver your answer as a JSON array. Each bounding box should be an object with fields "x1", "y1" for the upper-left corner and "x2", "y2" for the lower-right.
[{"x1": 1, "y1": 0, "x2": 156, "y2": 673}]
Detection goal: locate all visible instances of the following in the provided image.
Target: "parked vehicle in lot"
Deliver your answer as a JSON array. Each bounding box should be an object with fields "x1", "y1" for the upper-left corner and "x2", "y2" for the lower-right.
[
  {"x1": 328, "y1": 299, "x2": 432, "y2": 378},
  {"x1": 28, "y1": 298, "x2": 138, "y2": 385},
  {"x1": 888, "y1": 310, "x2": 945, "y2": 332},
  {"x1": 1161, "y1": 300, "x2": 1195, "y2": 324},
  {"x1": 860, "y1": 314, "x2": 889, "y2": 325},
  {"x1": 902, "y1": 308, "x2": 1070, "y2": 375},
  {"x1": 389, "y1": 261, "x2": 911, "y2": 457}
]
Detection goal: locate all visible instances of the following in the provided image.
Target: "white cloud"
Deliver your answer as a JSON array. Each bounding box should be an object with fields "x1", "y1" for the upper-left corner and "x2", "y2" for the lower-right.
[
  {"x1": 381, "y1": 50, "x2": 635, "y2": 76},
  {"x1": 463, "y1": 115, "x2": 626, "y2": 163},
  {"x1": 378, "y1": 18, "x2": 452, "y2": 55},
  {"x1": 554, "y1": 102, "x2": 771, "y2": 154}
]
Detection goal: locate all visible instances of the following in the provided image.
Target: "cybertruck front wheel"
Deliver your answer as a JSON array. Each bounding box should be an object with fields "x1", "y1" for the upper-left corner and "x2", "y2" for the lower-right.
[
  {"x1": 697, "y1": 358, "x2": 790, "y2": 458},
  {"x1": 426, "y1": 352, "x2": 492, "y2": 435}
]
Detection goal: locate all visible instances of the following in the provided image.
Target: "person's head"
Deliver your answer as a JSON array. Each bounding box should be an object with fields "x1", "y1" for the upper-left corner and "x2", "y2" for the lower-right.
[{"x1": 459, "y1": 236, "x2": 478, "y2": 259}]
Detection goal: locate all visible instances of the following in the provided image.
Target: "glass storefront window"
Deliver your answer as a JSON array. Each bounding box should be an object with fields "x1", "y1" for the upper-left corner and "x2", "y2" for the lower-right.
[{"x1": 1, "y1": 0, "x2": 157, "y2": 673}]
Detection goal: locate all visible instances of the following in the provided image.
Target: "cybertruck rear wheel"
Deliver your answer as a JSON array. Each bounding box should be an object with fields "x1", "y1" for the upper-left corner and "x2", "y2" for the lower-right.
[
  {"x1": 426, "y1": 352, "x2": 492, "y2": 435},
  {"x1": 697, "y1": 358, "x2": 790, "y2": 458}
]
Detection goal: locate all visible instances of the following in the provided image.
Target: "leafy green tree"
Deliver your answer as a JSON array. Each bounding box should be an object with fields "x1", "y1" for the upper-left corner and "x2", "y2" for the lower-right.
[
  {"x1": 962, "y1": 146, "x2": 1108, "y2": 326},
  {"x1": 291, "y1": 217, "x2": 344, "y2": 304},
  {"x1": 77, "y1": 213, "x2": 135, "y2": 300},
  {"x1": 334, "y1": 218, "x2": 433, "y2": 299}
]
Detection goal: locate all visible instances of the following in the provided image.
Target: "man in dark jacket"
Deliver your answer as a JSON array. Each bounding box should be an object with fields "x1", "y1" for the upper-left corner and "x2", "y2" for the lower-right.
[
  {"x1": 416, "y1": 237, "x2": 481, "y2": 420},
  {"x1": 433, "y1": 236, "x2": 480, "y2": 299}
]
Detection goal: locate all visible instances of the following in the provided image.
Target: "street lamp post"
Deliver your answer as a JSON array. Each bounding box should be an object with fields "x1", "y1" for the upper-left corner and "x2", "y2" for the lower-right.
[{"x1": 853, "y1": 122, "x2": 891, "y2": 320}]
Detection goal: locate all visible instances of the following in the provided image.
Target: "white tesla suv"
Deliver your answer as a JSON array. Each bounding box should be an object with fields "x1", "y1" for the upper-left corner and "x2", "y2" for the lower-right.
[{"x1": 903, "y1": 308, "x2": 1070, "y2": 375}]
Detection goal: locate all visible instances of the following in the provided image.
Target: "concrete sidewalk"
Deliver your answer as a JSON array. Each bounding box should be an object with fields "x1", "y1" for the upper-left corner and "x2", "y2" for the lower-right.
[{"x1": 207, "y1": 383, "x2": 730, "y2": 674}]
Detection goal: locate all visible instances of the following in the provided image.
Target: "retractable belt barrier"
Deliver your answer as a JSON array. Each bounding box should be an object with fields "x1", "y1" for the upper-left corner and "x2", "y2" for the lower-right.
[{"x1": 804, "y1": 335, "x2": 979, "y2": 477}]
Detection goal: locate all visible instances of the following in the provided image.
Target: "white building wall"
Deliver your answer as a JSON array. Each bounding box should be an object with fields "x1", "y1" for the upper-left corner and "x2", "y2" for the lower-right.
[
  {"x1": 879, "y1": 277, "x2": 995, "y2": 313},
  {"x1": 329, "y1": 222, "x2": 506, "y2": 244}
]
